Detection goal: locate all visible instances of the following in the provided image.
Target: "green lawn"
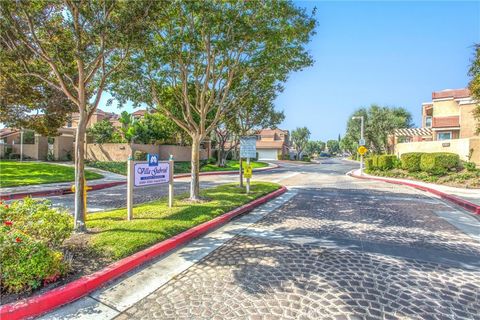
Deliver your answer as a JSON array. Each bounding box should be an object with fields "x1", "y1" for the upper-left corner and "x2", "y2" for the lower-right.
[
  {"x1": 87, "y1": 182, "x2": 280, "y2": 259},
  {"x1": 86, "y1": 160, "x2": 269, "y2": 176},
  {"x1": 0, "y1": 161, "x2": 103, "y2": 188}
]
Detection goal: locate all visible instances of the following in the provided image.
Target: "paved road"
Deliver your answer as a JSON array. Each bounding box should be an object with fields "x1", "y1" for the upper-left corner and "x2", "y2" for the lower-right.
[{"x1": 43, "y1": 159, "x2": 480, "y2": 320}]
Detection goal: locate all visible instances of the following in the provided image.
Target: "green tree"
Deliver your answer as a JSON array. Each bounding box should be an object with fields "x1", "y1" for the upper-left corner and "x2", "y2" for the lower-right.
[
  {"x1": 326, "y1": 139, "x2": 340, "y2": 154},
  {"x1": 343, "y1": 105, "x2": 412, "y2": 155},
  {"x1": 111, "y1": 1, "x2": 316, "y2": 200},
  {"x1": 291, "y1": 127, "x2": 311, "y2": 159},
  {"x1": 468, "y1": 43, "x2": 480, "y2": 133},
  {"x1": 305, "y1": 140, "x2": 325, "y2": 157},
  {"x1": 0, "y1": 0, "x2": 153, "y2": 231},
  {"x1": 87, "y1": 120, "x2": 122, "y2": 144}
]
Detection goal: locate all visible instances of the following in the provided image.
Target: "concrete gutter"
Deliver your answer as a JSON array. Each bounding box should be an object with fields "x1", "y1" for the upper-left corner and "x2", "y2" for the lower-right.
[
  {"x1": 347, "y1": 170, "x2": 480, "y2": 215},
  {"x1": 0, "y1": 163, "x2": 280, "y2": 201},
  {"x1": 0, "y1": 186, "x2": 287, "y2": 320}
]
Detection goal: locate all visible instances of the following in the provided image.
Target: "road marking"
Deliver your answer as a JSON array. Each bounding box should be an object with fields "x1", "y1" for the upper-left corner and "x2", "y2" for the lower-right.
[{"x1": 270, "y1": 171, "x2": 301, "y2": 183}]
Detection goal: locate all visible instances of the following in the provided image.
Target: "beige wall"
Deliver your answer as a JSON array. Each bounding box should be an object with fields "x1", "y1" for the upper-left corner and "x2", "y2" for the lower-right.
[
  {"x1": 432, "y1": 100, "x2": 459, "y2": 117},
  {"x1": 53, "y1": 135, "x2": 74, "y2": 160},
  {"x1": 86, "y1": 143, "x2": 208, "y2": 162},
  {"x1": 395, "y1": 137, "x2": 480, "y2": 164},
  {"x1": 460, "y1": 103, "x2": 479, "y2": 139}
]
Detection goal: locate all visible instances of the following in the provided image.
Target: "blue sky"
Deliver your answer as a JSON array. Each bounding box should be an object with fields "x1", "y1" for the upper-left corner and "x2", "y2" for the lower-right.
[{"x1": 100, "y1": 1, "x2": 480, "y2": 141}]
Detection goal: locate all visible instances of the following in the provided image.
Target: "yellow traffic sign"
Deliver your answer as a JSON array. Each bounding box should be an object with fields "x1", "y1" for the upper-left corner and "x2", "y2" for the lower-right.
[
  {"x1": 244, "y1": 165, "x2": 253, "y2": 179},
  {"x1": 357, "y1": 145, "x2": 368, "y2": 155}
]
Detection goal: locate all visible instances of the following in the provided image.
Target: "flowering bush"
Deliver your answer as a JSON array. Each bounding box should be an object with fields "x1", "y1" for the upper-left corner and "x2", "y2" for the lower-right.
[{"x1": 0, "y1": 199, "x2": 72, "y2": 293}]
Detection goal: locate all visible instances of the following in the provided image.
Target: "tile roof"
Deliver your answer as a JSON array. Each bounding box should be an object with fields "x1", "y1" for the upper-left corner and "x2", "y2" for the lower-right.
[{"x1": 432, "y1": 89, "x2": 470, "y2": 100}]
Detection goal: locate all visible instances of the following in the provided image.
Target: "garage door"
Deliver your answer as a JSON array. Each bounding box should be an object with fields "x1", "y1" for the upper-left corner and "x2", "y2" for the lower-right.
[{"x1": 257, "y1": 149, "x2": 278, "y2": 160}]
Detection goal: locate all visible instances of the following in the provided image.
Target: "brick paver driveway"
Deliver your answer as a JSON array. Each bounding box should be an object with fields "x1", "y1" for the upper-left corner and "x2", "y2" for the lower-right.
[
  {"x1": 115, "y1": 160, "x2": 480, "y2": 319},
  {"x1": 115, "y1": 159, "x2": 480, "y2": 320}
]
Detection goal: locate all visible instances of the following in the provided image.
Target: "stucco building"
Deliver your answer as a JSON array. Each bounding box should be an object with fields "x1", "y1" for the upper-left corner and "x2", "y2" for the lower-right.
[{"x1": 392, "y1": 88, "x2": 480, "y2": 164}]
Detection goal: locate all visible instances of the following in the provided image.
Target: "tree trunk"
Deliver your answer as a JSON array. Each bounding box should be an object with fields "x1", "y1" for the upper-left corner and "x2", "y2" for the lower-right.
[
  {"x1": 190, "y1": 135, "x2": 201, "y2": 200},
  {"x1": 74, "y1": 110, "x2": 87, "y2": 232}
]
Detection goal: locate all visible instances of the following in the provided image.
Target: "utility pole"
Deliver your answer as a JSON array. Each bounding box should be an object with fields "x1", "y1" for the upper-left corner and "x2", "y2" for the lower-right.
[{"x1": 352, "y1": 116, "x2": 365, "y2": 175}]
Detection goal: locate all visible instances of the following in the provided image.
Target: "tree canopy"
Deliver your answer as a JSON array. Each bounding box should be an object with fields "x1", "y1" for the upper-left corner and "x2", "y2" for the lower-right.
[
  {"x1": 110, "y1": 0, "x2": 316, "y2": 199},
  {"x1": 468, "y1": 43, "x2": 480, "y2": 133},
  {"x1": 291, "y1": 127, "x2": 311, "y2": 158},
  {"x1": 342, "y1": 105, "x2": 413, "y2": 155}
]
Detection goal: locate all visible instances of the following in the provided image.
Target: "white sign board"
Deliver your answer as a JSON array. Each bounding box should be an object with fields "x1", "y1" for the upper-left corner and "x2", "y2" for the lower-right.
[
  {"x1": 134, "y1": 162, "x2": 170, "y2": 187},
  {"x1": 240, "y1": 136, "x2": 257, "y2": 158},
  {"x1": 359, "y1": 138, "x2": 365, "y2": 146}
]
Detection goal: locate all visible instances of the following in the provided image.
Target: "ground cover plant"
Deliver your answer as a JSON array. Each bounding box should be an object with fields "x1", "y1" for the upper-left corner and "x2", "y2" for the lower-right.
[{"x1": 0, "y1": 161, "x2": 103, "y2": 188}]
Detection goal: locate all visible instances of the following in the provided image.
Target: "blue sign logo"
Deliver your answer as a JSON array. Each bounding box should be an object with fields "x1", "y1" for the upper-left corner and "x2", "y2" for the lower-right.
[{"x1": 147, "y1": 153, "x2": 159, "y2": 167}]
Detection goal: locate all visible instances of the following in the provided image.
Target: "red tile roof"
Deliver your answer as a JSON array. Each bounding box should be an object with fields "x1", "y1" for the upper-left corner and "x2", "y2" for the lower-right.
[
  {"x1": 432, "y1": 89, "x2": 470, "y2": 100},
  {"x1": 256, "y1": 140, "x2": 285, "y2": 149}
]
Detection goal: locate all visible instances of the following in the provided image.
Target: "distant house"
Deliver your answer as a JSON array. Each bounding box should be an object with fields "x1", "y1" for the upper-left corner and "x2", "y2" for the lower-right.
[
  {"x1": 255, "y1": 128, "x2": 290, "y2": 160},
  {"x1": 391, "y1": 88, "x2": 480, "y2": 164},
  {"x1": 0, "y1": 108, "x2": 147, "y2": 160}
]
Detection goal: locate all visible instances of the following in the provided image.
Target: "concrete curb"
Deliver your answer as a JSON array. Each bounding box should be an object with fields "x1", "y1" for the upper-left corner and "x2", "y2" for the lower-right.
[
  {"x1": 0, "y1": 186, "x2": 288, "y2": 320},
  {"x1": 347, "y1": 170, "x2": 480, "y2": 215},
  {"x1": 0, "y1": 164, "x2": 280, "y2": 201}
]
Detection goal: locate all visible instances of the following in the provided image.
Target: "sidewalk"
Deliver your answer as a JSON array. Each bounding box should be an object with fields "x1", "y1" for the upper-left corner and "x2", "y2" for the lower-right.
[{"x1": 349, "y1": 169, "x2": 480, "y2": 213}]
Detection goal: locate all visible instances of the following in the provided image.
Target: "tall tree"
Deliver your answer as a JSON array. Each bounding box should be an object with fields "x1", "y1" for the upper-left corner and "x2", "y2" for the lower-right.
[
  {"x1": 468, "y1": 43, "x2": 480, "y2": 133},
  {"x1": 111, "y1": 1, "x2": 315, "y2": 200},
  {"x1": 326, "y1": 139, "x2": 340, "y2": 154},
  {"x1": 343, "y1": 105, "x2": 412, "y2": 155},
  {"x1": 291, "y1": 127, "x2": 311, "y2": 159},
  {"x1": 305, "y1": 140, "x2": 325, "y2": 157},
  {"x1": 0, "y1": 0, "x2": 153, "y2": 231}
]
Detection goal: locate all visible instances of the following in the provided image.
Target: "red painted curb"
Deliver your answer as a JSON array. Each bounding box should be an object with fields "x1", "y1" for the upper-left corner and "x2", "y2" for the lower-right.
[
  {"x1": 0, "y1": 165, "x2": 280, "y2": 201},
  {"x1": 0, "y1": 186, "x2": 288, "y2": 320},
  {"x1": 348, "y1": 171, "x2": 480, "y2": 215}
]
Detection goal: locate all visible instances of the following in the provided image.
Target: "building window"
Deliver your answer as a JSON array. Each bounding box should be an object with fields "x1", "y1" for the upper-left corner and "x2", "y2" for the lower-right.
[
  {"x1": 425, "y1": 116, "x2": 432, "y2": 128},
  {"x1": 436, "y1": 132, "x2": 451, "y2": 141}
]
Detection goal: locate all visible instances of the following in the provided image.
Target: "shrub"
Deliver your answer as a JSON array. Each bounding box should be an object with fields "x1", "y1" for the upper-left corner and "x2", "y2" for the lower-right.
[
  {"x1": 365, "y1": 158, "x2": 374, "y2": 171},
  {"x1": 0, "y1": 198, "x2": 72, "y2": 248},
  {"x1": 302, "y1": 155, "x2": 311, "y2": 162},
  {"x1": 134, "y1": 151, "x2": 148, "y2": 161},
  {"x1": 0, "y1": 199, "x2": 72, "y2": 293},
  {"x1": 0, "y1": 229, "x2": 67, "y2": 293},
  {"x1": 401, "y1": 152, "x2": 424, "y2": 172},
  {"x1": 207, "y1": 157, "x2": 216, "y2": 164},
  {"x1": 371, "y1": 155, "x2": 379, "y2": 170},
  {"x1": 376, "y1": 155, "x2": 397, "y2": 171},
  {"x1": 420, "y1": 152, "x2": 460, "y2": 175},
  {"x1": 463, "y1": 161, "x2": 477, "y2": 172}
]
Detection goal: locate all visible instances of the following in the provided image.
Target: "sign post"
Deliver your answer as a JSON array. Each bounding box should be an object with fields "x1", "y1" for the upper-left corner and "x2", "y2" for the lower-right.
[
  {"x1": 127, "y1": 154, "x2": 134, "y2": 221},
  {"x1": 127, "y1": 153, "x2": 173, "y2": 220},
  {"x1": 168, "y1": 155, "x2": 174, "y2": 208},
  {"x1": 240, "y1": 136, "x2": 257, "y2": 194}
]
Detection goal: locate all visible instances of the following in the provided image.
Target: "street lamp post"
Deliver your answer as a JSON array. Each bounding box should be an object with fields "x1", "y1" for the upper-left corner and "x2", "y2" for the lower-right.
[{"x1": 352, "y1": 116, "x2": 365, "y2": 175}]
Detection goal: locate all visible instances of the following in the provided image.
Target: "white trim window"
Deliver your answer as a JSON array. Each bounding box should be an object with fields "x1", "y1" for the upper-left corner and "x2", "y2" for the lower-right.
[
  {"x1": 436, "y1": 132, "x2": 451, "y2": 141},
  {"x1": 425, "y1": 116, "x2": 432, "y2": 128}
]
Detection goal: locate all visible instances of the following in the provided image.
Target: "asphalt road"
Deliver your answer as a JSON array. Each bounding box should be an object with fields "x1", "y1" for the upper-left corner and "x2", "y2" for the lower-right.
[{"x1": 42, "y1": 159, "x2": 480, "y2": 320}]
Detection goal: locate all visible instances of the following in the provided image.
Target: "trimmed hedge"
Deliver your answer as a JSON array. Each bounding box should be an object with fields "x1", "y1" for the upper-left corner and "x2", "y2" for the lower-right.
[
  {"x1": 377, "y1": 155, "x2": 397, "y2": 170},
  {"x1": 401, "y1": 152, "x2": 424, "y2": 172},
  {"x1": 420, "y1": 152, "x2": 460, "y2": 175},
  {"x1": 365, "y1": 158, "x2": 374, "y2": 170}
]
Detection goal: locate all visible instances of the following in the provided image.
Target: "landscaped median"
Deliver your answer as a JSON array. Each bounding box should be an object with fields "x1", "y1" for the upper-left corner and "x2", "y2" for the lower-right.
[{"x1": 0, "y1": 182, "x2": 285, "y2": 320}]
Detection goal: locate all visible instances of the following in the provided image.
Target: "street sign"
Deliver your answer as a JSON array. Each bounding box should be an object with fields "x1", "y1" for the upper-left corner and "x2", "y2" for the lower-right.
[
  {"x1": 357, "y1": 145, "x2": 368, "y2": 155},
  {"x1": 244, "y1": 165, "x2": 252, "y2": 178},
  {"x1": 240, "y1": 136, "x2": 257, "y2": 158},
  {"x1": 134, "y1": 162, "x2": 170, "y2": 187},
  {"x1": 359, "y1": 138, "x2": 365, "y2": 146},
  {"x1": 147, "y1": 153, "x2": 159, "y2": 167}
]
